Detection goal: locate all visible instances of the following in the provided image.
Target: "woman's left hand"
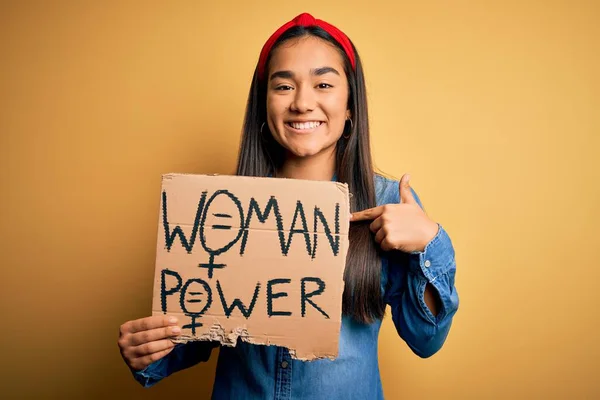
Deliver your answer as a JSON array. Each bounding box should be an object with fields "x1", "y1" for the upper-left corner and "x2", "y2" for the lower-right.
[{"x1": 350, "y1": 174, "x2": 439, "y2": 253}]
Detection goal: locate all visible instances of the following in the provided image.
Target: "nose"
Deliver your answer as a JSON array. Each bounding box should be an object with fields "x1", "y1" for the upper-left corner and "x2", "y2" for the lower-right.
[{"x1": 290, "y1": 85, "x2": 315, "y2": 113}]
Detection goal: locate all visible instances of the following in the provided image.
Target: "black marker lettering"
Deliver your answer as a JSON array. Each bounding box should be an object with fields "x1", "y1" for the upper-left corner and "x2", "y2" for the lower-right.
[
  {"x1": 180, "y1": 278, "x2": 213, "y2": 335},
  {"x1": 161, "y1": 269, "x2": 182, "y2": 313},
  {"x1": 301, "y1": 277, "x2": 329, "y2": 318},
  {"x1": 162, "y1": 191, "x2": 207, "y2": 253},
  {"x1": 241, "y1": 196, "x2": 285, "y2": 255},
  {"x1": 267, "y1": 278, "x2": 292, "y2": 317},
  {"x1": 198, "y1": 190, "x2": 245, "y2": 278},
  {"x1": 213, "y1": 213, "x2": 232, "y2": 218},
  {"x1": 216, "y1": 280, "x2": 260, "y2": 318},
  {"x1": 312, "y1": 204, "x2": 340, "y2": 259},
  {"x1": 284, "y1": 201, "x2": 312, "y2": 256},
  {"x1": 212, "y1": 225, "x2": 232, "y2": 230}
]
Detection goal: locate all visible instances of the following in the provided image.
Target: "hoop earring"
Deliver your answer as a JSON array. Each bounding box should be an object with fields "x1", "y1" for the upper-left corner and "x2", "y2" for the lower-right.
[
  {"x1": 260, "y1": 122, "x2": 266, "y2": 134},
  {"x1": 343, "y1": 118, "x2": 353, "y2": 139}
]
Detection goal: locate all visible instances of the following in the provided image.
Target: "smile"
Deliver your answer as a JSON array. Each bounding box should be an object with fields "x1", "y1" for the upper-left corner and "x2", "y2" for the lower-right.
[{"x1": 286, "y1": 121, "x2": 323, "y2": 131}]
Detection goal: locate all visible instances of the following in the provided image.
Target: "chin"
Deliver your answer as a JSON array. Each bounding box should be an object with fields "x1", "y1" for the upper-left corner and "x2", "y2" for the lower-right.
[
  {"x1": 283, "y1": 138, "x2": 337, "y2": 159},
  {"x1": 288, "y1": 146, "x2": 322, "y2": 158}
]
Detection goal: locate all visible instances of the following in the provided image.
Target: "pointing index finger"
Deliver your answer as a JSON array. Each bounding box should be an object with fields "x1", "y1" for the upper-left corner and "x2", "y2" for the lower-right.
[{"x1": 350, "y1": 206, "x2": 384, "y2": 222}]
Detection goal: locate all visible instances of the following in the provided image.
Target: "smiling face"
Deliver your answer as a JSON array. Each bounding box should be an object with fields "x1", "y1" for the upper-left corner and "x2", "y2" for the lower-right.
[{"x1": 266, "y1": 35, "x2": 351, "y2": 159}]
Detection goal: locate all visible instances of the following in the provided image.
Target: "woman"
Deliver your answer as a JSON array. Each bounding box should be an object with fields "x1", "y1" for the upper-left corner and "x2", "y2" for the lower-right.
[{"x1": 118, "y1": 12, "x2": 459, "y2": 399}]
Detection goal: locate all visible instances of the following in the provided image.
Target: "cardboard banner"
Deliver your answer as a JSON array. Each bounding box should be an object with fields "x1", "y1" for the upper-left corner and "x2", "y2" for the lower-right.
[{"x1": 151, "y1": 174, "x2": 350, "y2": 360}]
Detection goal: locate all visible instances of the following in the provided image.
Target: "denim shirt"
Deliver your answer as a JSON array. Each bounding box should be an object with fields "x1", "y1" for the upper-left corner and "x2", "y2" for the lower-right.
[{"x1": 132, "y1": 174, "x2": 459, "y2": 399}]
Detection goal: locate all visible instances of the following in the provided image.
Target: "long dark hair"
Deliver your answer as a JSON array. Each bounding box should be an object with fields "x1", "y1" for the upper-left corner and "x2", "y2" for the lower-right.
[{"x1": 235, "y1": 26, "x2": 384, "y2": 324}]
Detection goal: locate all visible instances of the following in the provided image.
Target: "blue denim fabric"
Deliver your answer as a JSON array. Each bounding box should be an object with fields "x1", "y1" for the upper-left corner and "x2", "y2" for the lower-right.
[{"x1": 133, "y1": 174, "x2": 459, "y2": 399}]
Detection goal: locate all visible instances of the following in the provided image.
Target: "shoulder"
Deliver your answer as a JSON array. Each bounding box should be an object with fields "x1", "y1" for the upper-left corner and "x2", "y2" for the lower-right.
[
  {"x1": 374, "y1": 174, "x2": 399, "y2": 207},
  {"x1": 374, "y1": 174, "x2": 424, "y2": 208}
]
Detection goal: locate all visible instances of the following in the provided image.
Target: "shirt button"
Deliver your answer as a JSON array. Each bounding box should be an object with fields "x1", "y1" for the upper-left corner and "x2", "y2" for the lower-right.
[
  {"x1": 281, "y1": 361, "x2": 289, "y2": 369},
  {"x1": 424, "y1": 260, "x2": 431, "y2": 268}
]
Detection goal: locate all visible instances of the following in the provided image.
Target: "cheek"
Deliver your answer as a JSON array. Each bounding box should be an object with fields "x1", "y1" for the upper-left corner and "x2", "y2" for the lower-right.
[
  {"x1": 265, "y1": 96, "x2": 286, "y2": 145},
  {"x1": 266, "y1": 95, "x2": 288, "y2": 118},
  {"x1": 325, "y1": 93, "x2": 349, "y2": 124},
  {"x1": 265, "y1": 97, "x2": 276, "y2": 122}
]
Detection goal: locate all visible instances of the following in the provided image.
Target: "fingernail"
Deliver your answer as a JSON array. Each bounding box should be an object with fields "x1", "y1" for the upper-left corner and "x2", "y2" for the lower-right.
[
  {"x1": 171, "y1": 326, "x2": 181, "y2": 334},
  {"x1": 168, "y1": 317, "x2": 178, "y2": 324},
  {"x1": 349, "y1": 213, "x2": 353, "y2": 221}
]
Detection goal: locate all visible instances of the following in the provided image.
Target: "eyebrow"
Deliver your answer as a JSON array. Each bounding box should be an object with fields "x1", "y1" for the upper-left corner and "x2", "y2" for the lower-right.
[
  {"x1": 269, "y1": 66, "x2": 340, "y2": 81},
  {"x1": 270, "y1": 70, "x2": 294, "y2": 81},
  {"x1": 313, "y1": 66, "x2": 340, "y2": 76}
]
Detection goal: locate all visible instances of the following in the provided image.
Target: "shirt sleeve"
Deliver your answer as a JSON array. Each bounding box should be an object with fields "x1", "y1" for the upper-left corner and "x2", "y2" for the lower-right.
[
  {"x1": 131, "y1": 341, "x2": 218, "y2": 387},
  {"x1": 383, "y1": 186, "x2": 459, "y2": 358}
]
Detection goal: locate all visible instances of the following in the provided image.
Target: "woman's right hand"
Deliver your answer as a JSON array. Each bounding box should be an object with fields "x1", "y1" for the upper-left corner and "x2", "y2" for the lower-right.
[{"x1": 118, "y1": 315, "x2": 181, "y2": 371}]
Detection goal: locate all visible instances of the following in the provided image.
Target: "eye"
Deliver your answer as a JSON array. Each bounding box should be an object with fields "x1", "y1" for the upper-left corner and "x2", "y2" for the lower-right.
[
  {"x1": 317, "y1": 83, "x2": 333, "y2": 89},
  {"x1": 275, "y1": 85, "x2": 294, "y2": 91}
]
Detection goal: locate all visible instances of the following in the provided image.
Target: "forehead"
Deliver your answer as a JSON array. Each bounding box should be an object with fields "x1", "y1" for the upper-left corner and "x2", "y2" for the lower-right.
[{"x1": 268, "y1": 36, "x2": 346, "y2": 73}]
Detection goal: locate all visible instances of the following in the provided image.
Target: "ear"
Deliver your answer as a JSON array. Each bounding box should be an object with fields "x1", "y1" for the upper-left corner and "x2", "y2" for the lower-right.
[{"x1": 346, "y1": 110, "x2": 352, "y2": 120}]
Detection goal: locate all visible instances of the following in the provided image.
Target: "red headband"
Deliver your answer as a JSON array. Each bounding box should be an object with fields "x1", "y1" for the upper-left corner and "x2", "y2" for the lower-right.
[{"x1": 257, "y1": 12, "x2": 356, "y2": 80}]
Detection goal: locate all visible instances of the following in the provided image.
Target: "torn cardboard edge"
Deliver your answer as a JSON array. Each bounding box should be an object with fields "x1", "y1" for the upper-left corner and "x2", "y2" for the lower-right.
[{"x1": 166, "y1": 320, "x2": 339, "y2": 361}]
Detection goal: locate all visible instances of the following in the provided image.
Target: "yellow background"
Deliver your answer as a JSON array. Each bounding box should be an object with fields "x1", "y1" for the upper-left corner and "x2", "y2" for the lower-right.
[{"x1": 1, "y1": 1, "x2": 598, "y2": 399}]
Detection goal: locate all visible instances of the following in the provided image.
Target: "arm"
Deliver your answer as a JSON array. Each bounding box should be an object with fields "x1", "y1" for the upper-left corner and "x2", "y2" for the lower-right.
[
  {"x1": 132, "y1": 340, "x2": 218, "y2": 387},
  {"x1": 352, "y1": 174, "x2": 460, "y2": 357},
  {"x1": 384, "y1": 225, "x2": 459, "y2": 357},
  {"x1": 118, "y1": 315, "x2": 219, "y2": 388}
]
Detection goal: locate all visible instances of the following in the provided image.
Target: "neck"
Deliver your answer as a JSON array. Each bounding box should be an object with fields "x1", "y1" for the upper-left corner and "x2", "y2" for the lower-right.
[{"x1": 277, "y1": 148, "x2": 336, "y2": 181}]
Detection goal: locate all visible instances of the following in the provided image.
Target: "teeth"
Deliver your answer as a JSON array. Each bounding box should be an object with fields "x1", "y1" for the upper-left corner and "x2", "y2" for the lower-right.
[{"x1": 289, "y1": 121, "x2": 321, "y2": 130}]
